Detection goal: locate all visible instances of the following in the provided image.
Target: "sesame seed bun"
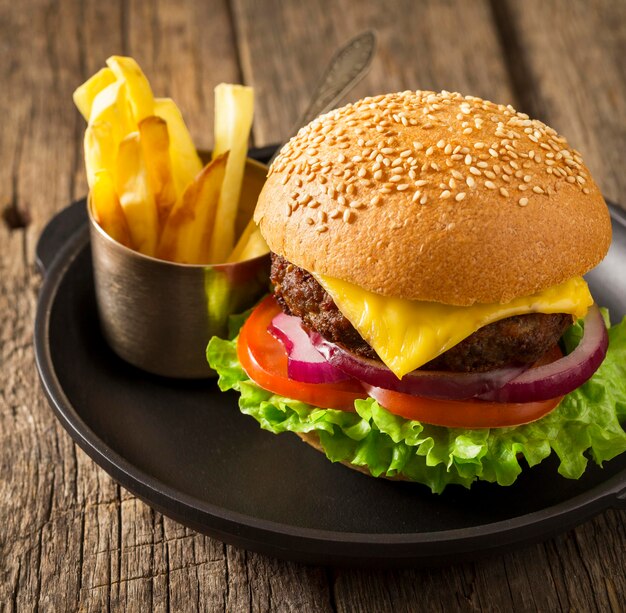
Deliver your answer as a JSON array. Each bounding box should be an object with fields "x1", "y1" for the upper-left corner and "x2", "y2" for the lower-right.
[{"x1": 255, "y1": 91, "x2": 611, "y2": 305}]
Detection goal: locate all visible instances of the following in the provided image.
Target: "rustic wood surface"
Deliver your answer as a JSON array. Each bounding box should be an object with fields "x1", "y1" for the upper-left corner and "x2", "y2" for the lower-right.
[{"x1": 1, "y1": 0, "x2": 624, "y2": 610}]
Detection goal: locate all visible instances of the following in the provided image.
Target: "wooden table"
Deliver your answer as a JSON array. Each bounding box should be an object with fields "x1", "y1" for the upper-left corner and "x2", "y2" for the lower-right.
[{"x1": 1, "y1": 1, "x2": 625, "y2": 610}]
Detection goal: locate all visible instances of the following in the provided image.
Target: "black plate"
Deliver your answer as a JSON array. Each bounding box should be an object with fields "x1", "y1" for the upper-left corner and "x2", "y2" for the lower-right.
[{"x1": 34, "y1": 147, "x2": 626, "y2": 566}]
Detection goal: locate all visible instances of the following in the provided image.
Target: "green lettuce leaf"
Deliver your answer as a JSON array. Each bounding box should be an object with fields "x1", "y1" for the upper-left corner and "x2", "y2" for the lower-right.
[{"x1": 207, "y1": 316, "x2": 626, "y2": 494}]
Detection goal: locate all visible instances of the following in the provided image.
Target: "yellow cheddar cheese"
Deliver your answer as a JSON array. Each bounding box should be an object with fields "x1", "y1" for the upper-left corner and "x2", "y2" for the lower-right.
[{"x1": 314, "y1": 275, "x2": 593, "y2": 379}]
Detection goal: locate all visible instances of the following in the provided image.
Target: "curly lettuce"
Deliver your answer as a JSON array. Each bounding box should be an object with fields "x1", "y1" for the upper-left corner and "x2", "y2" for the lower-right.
[{"x1": 207, "y1": 315, "x2": 626, "y2": 493}]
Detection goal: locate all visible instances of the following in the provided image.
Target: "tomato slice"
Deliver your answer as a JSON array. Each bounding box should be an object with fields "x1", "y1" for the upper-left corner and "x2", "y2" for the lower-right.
[
  {"x1": 363, "y1": 385, "x2": 562, "y2": 428},
  {"x1": 237, "y1": 296, "x2": 367, "y2": 411},
  {"x1": 237, "y1": 296, "x2": 564, "y2": 427}
]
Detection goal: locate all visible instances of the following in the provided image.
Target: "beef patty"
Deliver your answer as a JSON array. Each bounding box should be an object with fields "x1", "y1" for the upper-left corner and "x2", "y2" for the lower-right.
[{"x1": 271, "y1": 254, "x2": 572, "y2": 372}]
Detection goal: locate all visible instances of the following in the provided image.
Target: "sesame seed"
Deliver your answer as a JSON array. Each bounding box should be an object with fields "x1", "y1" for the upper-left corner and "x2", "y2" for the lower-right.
[
  {"x1": 389, "y1": 175, "x2": 402, "y2": 183},
  {"x1": 357, "y1": 168, "x2": 367, "y2": 178},
  {"x1": 485, "y1": 180, "x2": 496, "y2": 190},
  {"x1": 397, "y1": 184, "x2": 410, "y2": 191},
  {"x1": 466, "y1": 176, "x2": 476, "y2": 188},
  {"x1": 306, "y1": 217, "x2": 314, "y2": 225},
  {"x1": 415, "y1": 179, "x2": 428, "y2": 187},
  {"x1": 343, "y1": 210, "x2": 355, "y2": 223},
  {"x1": 370, "y1": 195, "x2": 382, "y2": 206},
  {"x1": 455, "y1": 192, "x2": 466, "y2": 201},
  {"x1": 381, "y1": 147, "x2": 394, "y2": 155},
  {"x1": 519, "y1": 197, "x2": 529, "y2": 206},
  {"x1": 532, "y1": 186, "x2": 544, "y2": 194},
  {"x1": 374, "y1": 170, "x2": 383, "y2": 180},
  {"x1": 523, "y1": 175, "x2": 532, "y2": 183},
  {"x1": 499, "y1": 187, "x2": 509, "y2": 197},
  {"x1": 469, "y1": 167, "x2": 482, "y2": 176},
  {"x1": 465, "y1": 154, "x2": 472, "y2": 165},
  {"x1": 316, "y1": 224, "x2": 329, "y2": 233},
  {"x1": 583, "y1": 187, "x2": 590, "y2": 194},
  {"x1": 412, "y1": 190, "x2": 421, "y2": 203},
  {"x1": 337, "y1": 195, "x2": 346, "y2": 206},
  {"x1": 440, "y1": 190, "x2": 451, "y2": 199}
]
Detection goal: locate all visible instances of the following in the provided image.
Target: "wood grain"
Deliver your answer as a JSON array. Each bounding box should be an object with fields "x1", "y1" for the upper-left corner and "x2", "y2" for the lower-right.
[{"x1": 0, "y1": 0, "x2": 625, "y2": 611}]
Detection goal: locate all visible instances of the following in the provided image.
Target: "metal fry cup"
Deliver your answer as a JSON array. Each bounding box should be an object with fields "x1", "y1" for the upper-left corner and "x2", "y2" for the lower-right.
[{"x1": 88, "y1": 157, "x2": 270, "y2": 379}]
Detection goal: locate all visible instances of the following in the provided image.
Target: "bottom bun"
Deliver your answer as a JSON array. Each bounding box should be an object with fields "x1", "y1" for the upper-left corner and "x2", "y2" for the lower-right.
[{"x1": 296, "y1": 431, "x2": 410, "y2": 482}]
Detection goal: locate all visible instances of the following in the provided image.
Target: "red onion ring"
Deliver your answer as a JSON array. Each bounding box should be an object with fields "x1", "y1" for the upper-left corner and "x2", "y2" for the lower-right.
[
  {"x1": 309, "y1": 332, "x2": 530, "y2": 400},
  {"x1": 477, "y1": 305, "x2": 608, "y2": 402},
  {"x1": 268, "y1": 313, "x2": 350, "y2": 383}
]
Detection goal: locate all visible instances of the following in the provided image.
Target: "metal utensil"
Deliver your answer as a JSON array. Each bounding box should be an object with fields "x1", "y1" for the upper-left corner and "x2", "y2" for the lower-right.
[{"x1": 268, "y1": 30, "x2": 377, "y2": 166}]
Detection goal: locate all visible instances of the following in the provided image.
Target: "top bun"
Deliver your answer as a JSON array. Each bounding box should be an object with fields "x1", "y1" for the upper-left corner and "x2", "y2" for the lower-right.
[{"x1": 254, "y1": 91, "x2": 611, "y2": 305}]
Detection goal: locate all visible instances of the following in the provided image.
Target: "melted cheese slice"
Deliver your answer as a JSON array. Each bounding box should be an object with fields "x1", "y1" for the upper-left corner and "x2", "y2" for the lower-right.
[{"x1": 315, "y1": 275, "x2": 593, "y2": 379}]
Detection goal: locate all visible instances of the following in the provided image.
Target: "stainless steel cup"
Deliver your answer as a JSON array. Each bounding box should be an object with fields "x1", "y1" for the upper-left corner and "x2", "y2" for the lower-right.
[{"x1": 88, "y1": 157, "x2": 270, "y2": 378}]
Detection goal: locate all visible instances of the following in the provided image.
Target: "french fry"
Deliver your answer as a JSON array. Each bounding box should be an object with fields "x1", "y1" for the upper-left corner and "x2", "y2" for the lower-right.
[
  {"x1": 73, "y1": 67, "x2": 116, "y2": 121},
  {"x1": 84, "y1": 121, "x2": 116, "y2": 189},
  {"x1": 138, "y1": 116, "x2": 177, "y2": 228},
  {"x1": 209, "y1": 84, "x2": 254, "y2": 263},
  {"x1": 227, "y1": 218, "x2": 269, "y2": 262},
  {"x1": 154, "y1": 97, "x2": 203, "y2": 196},
  {"x1": 76, "y1": 58, "x2": 262, "y2": 267},
  {"x1": 116, "y1": 132, "x2": 159, "y2": 256},
  {"x1": 106, "y1": 56, "x2": 154, "y2": 123},
  {"x1": 90, "y1": 170, "x2": 133, "y2": 248},
  {"x1": 89, "y1": 80, "x2": 135, "y2": 142},
  {"x1": 157, "y1": 153, "x2": 228, "y2": 264}
]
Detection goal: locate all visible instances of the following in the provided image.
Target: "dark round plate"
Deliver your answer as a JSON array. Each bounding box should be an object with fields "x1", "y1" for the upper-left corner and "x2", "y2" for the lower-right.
[{"x1": 34, "y1": 147, "x2": 626, "y2": 566}]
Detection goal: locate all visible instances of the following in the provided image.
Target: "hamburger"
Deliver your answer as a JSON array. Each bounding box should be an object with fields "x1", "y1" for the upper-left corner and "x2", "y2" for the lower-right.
[{"x1": 208, "y1": 90, "x2": 626, "y2": 492}]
